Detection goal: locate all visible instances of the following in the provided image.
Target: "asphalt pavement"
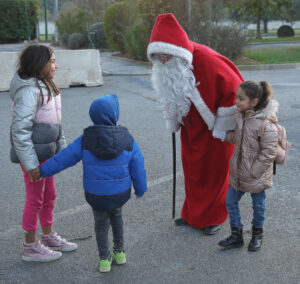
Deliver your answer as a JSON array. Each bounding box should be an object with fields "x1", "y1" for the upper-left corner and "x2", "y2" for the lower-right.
[{"x1": 0, "y1": 43, "x2": 300, "y2": 284}]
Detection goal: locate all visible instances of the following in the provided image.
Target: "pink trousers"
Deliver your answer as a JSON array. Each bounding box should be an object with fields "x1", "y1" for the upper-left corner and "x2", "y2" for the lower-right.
[{"x1": 20, "y1": 163, "x2": 57, "y2": 232}]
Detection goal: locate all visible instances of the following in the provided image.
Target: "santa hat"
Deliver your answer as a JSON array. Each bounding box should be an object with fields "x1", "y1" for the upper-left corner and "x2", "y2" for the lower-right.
[{"x1": 147, "y1": 13, "x2": 193, "y2": 65}]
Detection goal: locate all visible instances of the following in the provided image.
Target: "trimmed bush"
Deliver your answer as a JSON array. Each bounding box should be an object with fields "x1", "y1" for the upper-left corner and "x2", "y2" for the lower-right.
[
  {"x1": 277, "y1": 25, "x2": 295, "y2": 37},
  {"x1": 87, "y1": 22, "x2": 107, "y2": 49},
  {"x1": 68, "y1": 33, "x2": 85, "y2": 49},
  {"x1": 124, "y1": 20, "x2": 151, "y2": 61},
  {"x1": 103, "y1": 1, "x2": 136, "y2": 52},
  {"x1": 137, "y1": 0, "x2": 188, "y2": 30},
  {"x1": 0, "y1": 0, "x2": 39, "y2": 43},
  {"x1": 190, "y1": 24, "x2": 247, "y2": 60},
  {"x1": 56, "y1": 9, "x2": 92, "y2": 35},
  {"x1": 59, "y1": 33, "x2": 69, "y2": 47}
]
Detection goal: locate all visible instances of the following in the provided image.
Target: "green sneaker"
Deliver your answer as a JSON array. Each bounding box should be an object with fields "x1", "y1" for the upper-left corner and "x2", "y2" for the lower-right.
[
  {"x1": 99, "y1": 258, "x2": 112, "y2": 273},
  {"x1": 113, "y1": 251, "x2": 126, "y2": 265}
]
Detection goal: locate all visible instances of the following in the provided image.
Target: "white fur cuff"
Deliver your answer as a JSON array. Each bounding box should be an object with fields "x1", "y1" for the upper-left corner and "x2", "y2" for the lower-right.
[
  {"x1": 214, "y1": 106, "x2": 237, "y2": 131},
  {"x1": 212, "y1": 129, "x2": 226, "y2": 141},
  {"x1": 165, "y1": 119, "x2": 181, "y2": 133}
]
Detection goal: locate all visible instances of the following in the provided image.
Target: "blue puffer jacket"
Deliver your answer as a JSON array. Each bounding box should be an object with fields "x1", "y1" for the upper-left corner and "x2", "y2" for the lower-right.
[{"x1": 40, "y1": 95, "x2": 147, "y2": 211}]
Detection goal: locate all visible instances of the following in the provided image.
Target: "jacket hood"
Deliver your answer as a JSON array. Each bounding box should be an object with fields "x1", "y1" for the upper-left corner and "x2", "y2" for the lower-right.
[
  {"x1": 9, "y1": 72, "x2": 46, "y2": 100},
  {"x1": 254, "y1": 99, "x2": 279, "y2": 122},
  {"x1": 82, "y1": 125, "x2": 133, "y2": 160},
  {"x1": 89, "y1": 95, "x2": 119, "y2": 126}
]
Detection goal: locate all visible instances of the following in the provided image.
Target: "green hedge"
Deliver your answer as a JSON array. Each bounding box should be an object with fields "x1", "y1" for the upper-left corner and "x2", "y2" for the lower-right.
[
  {"x1": 137, "y1": 0, "x2": 188, "y2": 30},
  {"x1": 0, "y1": 0, "x2": 39, "y2": 43},
  {"x1": 55, "y1": 9, "x2": 92, "y2": 36},
  {"x1": 124, "y1": 20, "x2": 151, "y2": 61},
  {"x1": 103, "y1": 1, "x2": 136, "y2": 52},
  {"x1": 103, "y1": 0, "x2": 189, "y2": 59}
]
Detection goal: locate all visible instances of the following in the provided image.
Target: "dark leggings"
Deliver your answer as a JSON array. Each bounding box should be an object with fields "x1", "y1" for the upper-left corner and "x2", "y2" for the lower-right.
[{"x1": 92, "y1": 207, "x2": 124, "y2": 259}]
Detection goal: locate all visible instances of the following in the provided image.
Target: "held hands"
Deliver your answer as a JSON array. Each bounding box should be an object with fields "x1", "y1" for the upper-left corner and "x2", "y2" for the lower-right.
[{"x1": 28, "y1": 167, "x2": 42, "y2": 182}]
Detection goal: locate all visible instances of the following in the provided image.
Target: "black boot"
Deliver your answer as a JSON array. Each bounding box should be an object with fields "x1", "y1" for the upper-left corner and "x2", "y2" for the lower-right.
[
  {"x1": 248, "y1": 226, "x2": 263, "y2": 252},
  {"x1": 218, "y1": 227, "x2": 244, "y2": 249},
  {"x1": 174, "y1": 218, "x2": 189, "y2": 226}
]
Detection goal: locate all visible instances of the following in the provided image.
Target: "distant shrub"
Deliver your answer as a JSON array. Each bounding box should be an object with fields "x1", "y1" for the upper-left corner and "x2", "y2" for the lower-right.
[
  {"x1": 103, "y1": 1, "x2": 135, "y2": 52},
  {"x1": 67, "y1": 33, "x2": 85, "y2": 49},
  {"x1": 0, "y1": 0, "x2": 39, "y2": 43},
  {"x1": 59, "y1": 33, "x2": 69, "y2": 47},
  {"x1": 137, "y1": 0, "x2": 188, "y2": 30},
  {"x1": 56, "y1": 9, "x2": 92, "y2": 35},
  {"x1": 277, "y1": 25, "x2": 295, "y2": 37},
  {"x1": 87, "y1": 22, "x2": 107, "y2": 49},
  {"x1": 124, "y1": 20, "x2": 151, "y2": 61},
  {"x1": 190, "y1": 24, "x2": 247, "y2": 60}
]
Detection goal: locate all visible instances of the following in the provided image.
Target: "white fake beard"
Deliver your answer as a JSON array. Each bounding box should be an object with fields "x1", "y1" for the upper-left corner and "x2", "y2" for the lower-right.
[{"x1": 151, "y1": 56, "x2": 197, "y2": 124}]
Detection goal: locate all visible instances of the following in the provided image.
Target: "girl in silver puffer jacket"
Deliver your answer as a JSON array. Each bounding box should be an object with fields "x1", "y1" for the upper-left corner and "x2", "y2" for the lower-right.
[
  {"x1": 218, "y1": 80, "x2": 278, "y2": 252},
  {"x1": 10, "y1": 45, "x2": 77, "y2": 262}
]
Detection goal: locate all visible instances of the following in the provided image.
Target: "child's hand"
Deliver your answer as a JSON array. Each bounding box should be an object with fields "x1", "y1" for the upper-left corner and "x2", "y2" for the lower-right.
[{"x1": 28, "y1": 167, "x2": 42, "y2": 182}]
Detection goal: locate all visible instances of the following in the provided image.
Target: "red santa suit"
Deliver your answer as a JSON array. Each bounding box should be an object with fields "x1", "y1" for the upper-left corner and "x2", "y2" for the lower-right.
[{"x1": 148, "y1": 14, "x2": 244, "y2": 228}]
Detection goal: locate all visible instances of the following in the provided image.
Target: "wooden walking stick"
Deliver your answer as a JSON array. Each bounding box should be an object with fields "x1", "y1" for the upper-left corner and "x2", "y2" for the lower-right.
[{"x1": 172, "y1": 132, "x2": 176, "y2": 219}]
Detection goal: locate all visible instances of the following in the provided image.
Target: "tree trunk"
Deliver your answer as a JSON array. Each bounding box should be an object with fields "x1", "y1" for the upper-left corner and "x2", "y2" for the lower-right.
[
  {"x1": 186, "y1": 0, "x2": 191, "y2": 34},
  {"x1": 263, "y1": 18, "x2": 268, "y2": 34},
  {"x1": 256, "y1": 8, "x2": 262, "y2": 39}
]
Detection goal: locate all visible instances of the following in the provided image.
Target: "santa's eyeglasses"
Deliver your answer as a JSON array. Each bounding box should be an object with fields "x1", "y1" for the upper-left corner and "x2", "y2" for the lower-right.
[{"x1": 152, "y1": 53, "x2": 173, "y2": 62}]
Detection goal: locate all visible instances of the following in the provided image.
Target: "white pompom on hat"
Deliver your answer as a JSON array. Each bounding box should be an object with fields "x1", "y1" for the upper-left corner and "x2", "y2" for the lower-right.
[{"x1": 147, "y1": 13, "x2": 194, "y2": 65}]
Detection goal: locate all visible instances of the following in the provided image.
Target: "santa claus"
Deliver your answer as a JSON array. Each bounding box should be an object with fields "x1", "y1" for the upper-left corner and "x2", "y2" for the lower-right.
[{"x1": 148, "y1": 13, "x2": 244, "y2": 235}]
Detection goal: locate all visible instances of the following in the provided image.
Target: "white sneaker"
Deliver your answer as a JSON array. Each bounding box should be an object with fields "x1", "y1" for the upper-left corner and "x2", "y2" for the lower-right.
[
  {"x1": 22, "y1": 240, "x2": 62, "y2": 262},
  {"x1": 41, "y1": 232, "x2": 78, "y2": 252}
]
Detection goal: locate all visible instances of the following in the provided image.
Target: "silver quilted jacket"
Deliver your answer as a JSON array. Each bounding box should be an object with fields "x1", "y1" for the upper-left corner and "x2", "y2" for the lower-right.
[
  {"x1": 226, "y1": 99, "x2": 279, "y2": 193},
  {"x1": 10, "y1": 73, "x2": 66, "y2": 172}
]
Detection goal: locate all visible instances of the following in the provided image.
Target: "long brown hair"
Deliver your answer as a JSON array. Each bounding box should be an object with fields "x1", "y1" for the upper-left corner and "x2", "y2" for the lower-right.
[
  {"x1": 17, "y1": 45, "x2": 60, "y2": 105},
  {"x1": 239, "y1": 80, "x2": 272, "y2": 111}
]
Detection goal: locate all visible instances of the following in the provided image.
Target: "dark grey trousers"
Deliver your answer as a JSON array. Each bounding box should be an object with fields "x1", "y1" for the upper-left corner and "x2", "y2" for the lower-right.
[{"x1": 92, "y1": 207, "x2": 124, "y2": 260}]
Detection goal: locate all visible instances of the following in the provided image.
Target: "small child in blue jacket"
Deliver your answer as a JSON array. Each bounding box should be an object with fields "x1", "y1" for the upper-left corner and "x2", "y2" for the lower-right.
[{"x1": 40, "y1": 94, "x2": 147, "y2": 272}]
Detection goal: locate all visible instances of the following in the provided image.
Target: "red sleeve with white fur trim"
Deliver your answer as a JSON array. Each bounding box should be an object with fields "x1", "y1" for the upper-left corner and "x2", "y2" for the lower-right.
[{"x1": 191, "y1": 43, "x2": 244, "y2": 132}]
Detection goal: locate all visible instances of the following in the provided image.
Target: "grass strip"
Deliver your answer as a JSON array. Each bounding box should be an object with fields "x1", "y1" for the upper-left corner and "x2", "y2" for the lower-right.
[{"x1": 243, "y1": 46, "x2": 300, "y2": 64}]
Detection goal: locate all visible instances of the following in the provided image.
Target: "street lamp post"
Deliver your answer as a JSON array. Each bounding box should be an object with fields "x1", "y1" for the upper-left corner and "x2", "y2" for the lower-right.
[
  {"x1": 24, "y1": 0, "x2": 31, "y2": 40},
  {"x1": 187, "y1": 0, "x2": 191, "y2": 34},
  {"x1": 43, "y1": 0, "x2": 48, "y2": 41},
  {"x1": 53, "y1": 0, "x2": 58, "y2": 45}
]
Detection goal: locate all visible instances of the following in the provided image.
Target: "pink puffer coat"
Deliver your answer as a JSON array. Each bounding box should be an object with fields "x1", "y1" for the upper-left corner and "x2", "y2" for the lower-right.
[{"x1": 226, "y1": 99, "x2": 279, "y2": 193}]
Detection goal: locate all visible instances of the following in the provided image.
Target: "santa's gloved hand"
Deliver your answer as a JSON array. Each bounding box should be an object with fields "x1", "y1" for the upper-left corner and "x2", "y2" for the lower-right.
[
  {"x1": 212, "y1": 129, "x2": 226, "y2": 141},
  {"x1": 166, "y1": 119, "x2": 181, "y2": 133}
]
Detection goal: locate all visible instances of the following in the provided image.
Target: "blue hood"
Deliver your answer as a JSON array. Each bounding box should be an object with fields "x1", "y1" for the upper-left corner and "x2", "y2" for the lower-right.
[
  {"x1": 84, "y1": 95, "x2": 133, "y2": 160},
  {"x1": 89, "y1": 94, "x2": 119, "y2": 125},
  {"x1": 82, "y1": 125, "x2": 133, "y2": 160}
]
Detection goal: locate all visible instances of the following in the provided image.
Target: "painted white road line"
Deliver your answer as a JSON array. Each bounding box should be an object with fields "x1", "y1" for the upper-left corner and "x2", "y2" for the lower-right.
[{"x1": 0, "y1": 172, "x2": 183, "y2": 239}]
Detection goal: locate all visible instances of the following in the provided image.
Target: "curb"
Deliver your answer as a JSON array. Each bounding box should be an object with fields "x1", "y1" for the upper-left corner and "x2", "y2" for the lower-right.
[
  {"x1": 247, "y1": 40, "x2": 300, "y2": 46},
  {"x1": 109, "y1": 53, "x2": 152, "y2": 67},
  {"x1": 102, "y1": 61, "x2": 300, "y2": 77},
  {"x1": 102, "y1": 71, "x2": 152, "y2": 77},
  {"x1": 103, "y1": 53, "x2": 300, "y2": 75},
  {"x1": 238, "y1": 63, "x2": 300, "y2": 70}
]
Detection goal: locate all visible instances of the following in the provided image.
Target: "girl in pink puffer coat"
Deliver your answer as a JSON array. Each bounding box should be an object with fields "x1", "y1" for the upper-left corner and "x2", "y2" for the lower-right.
[{"x1": 218, "y1": 80, "x2": 278, "y2": 252}]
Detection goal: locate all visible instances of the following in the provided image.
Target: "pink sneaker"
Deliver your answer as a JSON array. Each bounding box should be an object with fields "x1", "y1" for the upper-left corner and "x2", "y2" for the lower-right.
[
  {"x1": 41, "y1": 232, "x2": 78, "y2": 252},
  {"x1": 22, "y1": 240, "x2": 62, "y2": 262}
]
